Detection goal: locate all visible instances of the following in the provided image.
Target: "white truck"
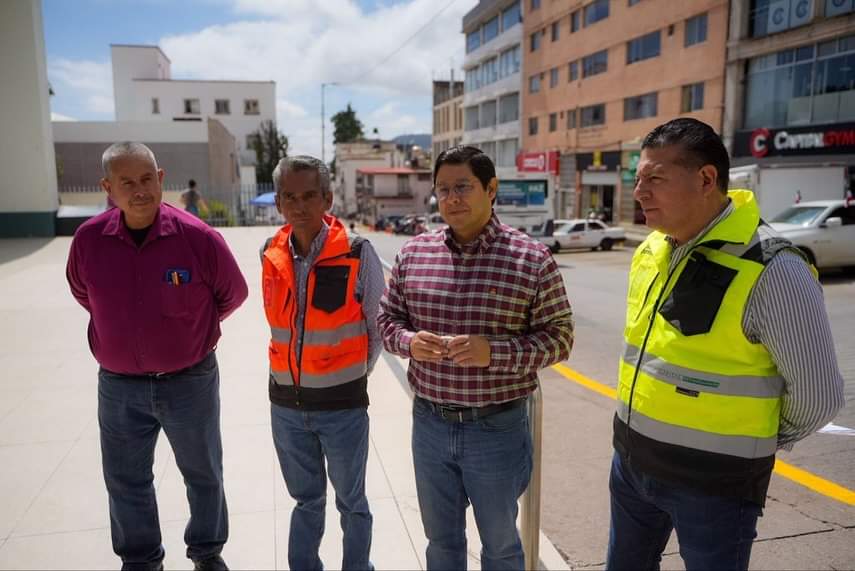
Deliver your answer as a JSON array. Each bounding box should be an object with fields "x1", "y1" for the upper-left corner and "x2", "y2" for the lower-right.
[{"x1": 728, "y1": 164, "x2": 847, "y2": 220}]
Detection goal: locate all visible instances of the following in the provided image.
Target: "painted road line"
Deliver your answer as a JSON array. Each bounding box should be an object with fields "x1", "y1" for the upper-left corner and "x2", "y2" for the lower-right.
[{"x1": 551, "y1": 363, "x2": 855, "y2": 507}]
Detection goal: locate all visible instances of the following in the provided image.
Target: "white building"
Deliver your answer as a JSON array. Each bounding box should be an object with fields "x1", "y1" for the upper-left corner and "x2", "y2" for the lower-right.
[
  {"x1": 333, "y1": 140, "x2": 404, "y2": 218},
  {"x1": 355, "y1": 167, "x2": 433, "y2": 224},
  {"x1": 111, "y1": 44, "x2": 276, "y2": 166}
]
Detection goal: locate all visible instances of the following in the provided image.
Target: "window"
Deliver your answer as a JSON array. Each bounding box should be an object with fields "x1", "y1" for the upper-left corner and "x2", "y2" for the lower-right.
[
  {"x1": 571, "y1": 11, "x2": 580, "y2": 32},
  {"x1": 481, "y1": 57, "x2": 499, "y2": 86},
  {"x1": 685, "y1": 13, "x2": 708, "y2": 46},
  {"x1": 549, "y1": 112, "x2": 558, "y2": 132},
  {"x1": 744, "y1": 35, "x2": 855, "y2": 129},
  {"x1": 483, "y1": 16, "x2": 499, "y2": 43},
  {"x1": 569, "y1": 60, "x2": 579, "y2": 81},
  {"x1": 244, "y1": 99, "x2": 260, "y2": 115},
  {"x1": 828, "y1": 205, "x2": 855, "y2": 225},
  {"x1": 465, "y1": 68, "x2": 480, "y2": 92},
  {"x1": 214, "y1": 99, "x2": 230, "y2": 114},
  {"x1": 397, "y1": 174, "x2": 410, "y2": 196},
  {"x1": 499, "y1": 45, "x2": 521, "y2": 78},
  {"x1": 480, "y1": 100, "x2": 497, "y2": 127},
  {"x1": 550, "y1": 67, "x2": 559, "y2": 88},
  {"x1": 151, "y1": 98, "x2": 159, "y2": 114},
  {"x1": 681, "y1": 82, "x2": 704, "y2": 112},
  {"x1": 627, "y1": 30, "x2": 661, "y2": 64},
  {"x1": 467, "y1": 29, "x2": 481, "y2": 53},
  {"x1": 497, "y1": 138, "x2": 519, "y2": 167},
  {"x1": 567, "y1": 109, "x2": 577, "y2": 129},
  {"x1": 531, "y1": 30, "x2": 542, "y2": 52},
  {"x1": 580, "y1": 103, "x2": 606, "y2": 127},
  {"x1": 246, "y1": 134, "x2": 259, "y2": 150},
  {"x1": 629, "y1": 0, "x2": 642, "y2": 5},
  {"x1": 184, "y1": 98, "x2": 200, "y2": 114},
  {"x1": 584, "y1": 0, "x2": 610, "y2": 26},
  {"x1": 529, "y1": 116, "x2": 539, "y2": 135},
  {"x1": 750, "y1": 0, "x2": 815, "y2": 38},
  {"x1": 529, "y1": 74, "x2": 541, "y2": 93},
  {"x1": 551, "y1": 21, "x2": 560, "y2": 42},
  {"x1": 502, "y1": 1, "x2": 521, "y2": 31},
  {"x1": 464, "y1": 106, "x2": 480, "y2": 130},
  {"x1": 624, "y1": 92, "x2": 658, "y2": 120},
  {"x1": 582, "y1": 50, "x2": 608, "y2": 77},
  {"x1": 499, "y1": 92, "x2": 520, "y2": 123},
  {"x1": 531, "y1": 0, "x2": 541, "y2": 9}
]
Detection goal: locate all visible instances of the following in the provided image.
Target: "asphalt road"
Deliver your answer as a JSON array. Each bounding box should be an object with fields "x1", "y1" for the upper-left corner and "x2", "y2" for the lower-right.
[{"x1": 364, "y1": 229, "x2": 855, "y2": 570}]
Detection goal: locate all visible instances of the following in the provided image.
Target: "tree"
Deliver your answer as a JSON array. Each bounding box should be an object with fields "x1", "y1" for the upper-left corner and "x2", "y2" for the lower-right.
[
  {"x1": 250, "y1": 120, "x2": 289, "y2": 184},
  {"x1": 331, "y1": 103, "x2": 364, "y2": 144}
]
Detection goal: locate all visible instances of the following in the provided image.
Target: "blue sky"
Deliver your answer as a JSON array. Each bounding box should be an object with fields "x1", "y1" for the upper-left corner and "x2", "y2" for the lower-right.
[{"x1": 43, "y1": 0, "x2": 475, "y2": 157}]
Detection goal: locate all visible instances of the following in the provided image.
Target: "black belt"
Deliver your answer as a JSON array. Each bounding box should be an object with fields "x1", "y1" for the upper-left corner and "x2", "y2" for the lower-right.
[
  {"x1": 102, "y1": 352, "x2": 214, "y2": 380},
  {"x1": 417, "y1": 396, "x2": 525, "y2": 423}
]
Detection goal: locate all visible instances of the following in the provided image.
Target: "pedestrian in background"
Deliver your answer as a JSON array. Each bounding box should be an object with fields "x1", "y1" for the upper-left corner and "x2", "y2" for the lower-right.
[
  {"x1": 608, "y1": 118, "x2": 843, "y2": 570},
  {"x1": 261, "y1": 155, "x2": 385, "y2": 571},
  {"x1": 66, "y1": 142, "x2": 248, "y2": 571},
  {"x1": 378, "y1": 145, "x2": 574, "y2": 571},
  {"x1": 181, "y1": 179, "x2": 209, "y2": 218}
]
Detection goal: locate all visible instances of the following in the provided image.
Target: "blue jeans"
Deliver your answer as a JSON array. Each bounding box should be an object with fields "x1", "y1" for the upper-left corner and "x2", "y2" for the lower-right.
[
  {"x1": 412, "y1": 397, "x2": 533, "y2": 571},
  {"x1": 271, "y1": 404, "x2": 373, "y2": 571},
  {"x1": 607, "y1": 452, "x2": 762, "y2": 571},
  {"x1": 98, "y1": 352, "x2": 227, "y2": 571}
]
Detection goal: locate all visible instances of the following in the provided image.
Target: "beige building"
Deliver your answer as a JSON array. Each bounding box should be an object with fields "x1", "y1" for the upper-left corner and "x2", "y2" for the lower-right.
[
  {"x1": 521, "y1": 0, "x2": 728, "y2": 224},
  {"x1": 332, "y1": 140, "x2": 403, "y2": 218},
  {"x1": 355, "y1": 166, "x2": 433, "y2": 225},
  {"x1": 432, "y1": 80, "x2": 465, "y2": 159}
]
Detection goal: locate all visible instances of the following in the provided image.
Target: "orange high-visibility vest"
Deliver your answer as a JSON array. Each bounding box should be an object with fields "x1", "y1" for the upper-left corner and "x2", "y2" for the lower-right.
[{"x1": 262, "y1": 215, "x2": 368, "y2": 396}]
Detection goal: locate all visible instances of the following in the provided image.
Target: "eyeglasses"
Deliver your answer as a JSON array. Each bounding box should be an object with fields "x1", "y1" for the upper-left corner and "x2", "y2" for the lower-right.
[{"x1": 433, "y1": 183, "x2": 476, "y2": 201}]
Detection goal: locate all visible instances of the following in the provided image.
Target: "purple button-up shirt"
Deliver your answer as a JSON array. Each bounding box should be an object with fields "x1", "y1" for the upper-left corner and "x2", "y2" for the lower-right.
[{"x1": 66, "y1": 202, "x2": 248, "y2": 375}]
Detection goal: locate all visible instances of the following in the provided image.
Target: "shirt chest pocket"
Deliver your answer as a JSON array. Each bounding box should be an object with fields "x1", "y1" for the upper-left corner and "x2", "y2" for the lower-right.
[
  {"x1": 160, "y1": 282, "x2": 197, "y2": 318},
  {"x1": 312, "y1": 266, "x2": 350, "y2": 313}
]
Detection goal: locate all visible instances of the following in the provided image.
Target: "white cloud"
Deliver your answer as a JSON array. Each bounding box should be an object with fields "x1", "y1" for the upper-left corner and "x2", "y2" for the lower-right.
[
  {"x1": 48, "y1": 58, "x2": 114, "y2": 117},
  {"x1": 277, "y1": 98, "x2": 309, "y2": 120},
  {"x1": 50, "y1": 112, "x2": 77, "y2": 121}
]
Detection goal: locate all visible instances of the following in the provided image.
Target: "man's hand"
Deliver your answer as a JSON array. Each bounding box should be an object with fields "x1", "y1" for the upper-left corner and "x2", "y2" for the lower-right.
[
  {"x1": 447, "y1": 335, "x2": 491, "y2": 368},
  {"x1": 410, "y1": 331, "x2": 447, "y2": 363}
]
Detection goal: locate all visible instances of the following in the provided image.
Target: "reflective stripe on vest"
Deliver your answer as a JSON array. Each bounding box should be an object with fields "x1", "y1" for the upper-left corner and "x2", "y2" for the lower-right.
[
  {"x1": 616, "y1": 400, "x2": 778, "y2": 458},
  {"x1": 622, "y1": 343, "x2": 785, "y2": 398}
]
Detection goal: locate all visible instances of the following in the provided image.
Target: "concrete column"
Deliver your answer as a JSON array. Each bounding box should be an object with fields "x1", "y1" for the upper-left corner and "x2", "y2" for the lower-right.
[{"x1": 0, "y1": 0, "x2": 58, "y2": 237}]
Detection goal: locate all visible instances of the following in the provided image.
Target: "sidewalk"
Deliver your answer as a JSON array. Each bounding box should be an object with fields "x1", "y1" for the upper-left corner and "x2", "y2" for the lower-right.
[{"x1": 0, "y1": 229, "x2": 567, "y2": 570}]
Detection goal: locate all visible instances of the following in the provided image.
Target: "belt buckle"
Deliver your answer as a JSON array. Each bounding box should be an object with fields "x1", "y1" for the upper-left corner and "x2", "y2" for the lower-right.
[{"x1": 152, "y1": 371, "x2": 168, "y2": 378}]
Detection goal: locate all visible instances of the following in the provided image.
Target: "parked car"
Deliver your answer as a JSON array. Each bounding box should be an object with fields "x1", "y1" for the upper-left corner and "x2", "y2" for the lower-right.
[
  {"x1": 769, "y1": 200, "x2": 855, "y2": 270},
  {"x1": 395, "y1": 214, "x2": 429, "y2": 235},
  {"x1": 536, "y1": 219, "x2": 626, "y2": 253}
]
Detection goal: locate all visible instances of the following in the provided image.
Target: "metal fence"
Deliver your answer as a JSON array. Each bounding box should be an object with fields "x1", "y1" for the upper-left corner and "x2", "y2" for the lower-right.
[{"x1": 58, "y1": 183, "x2": 281, "y2": 227}]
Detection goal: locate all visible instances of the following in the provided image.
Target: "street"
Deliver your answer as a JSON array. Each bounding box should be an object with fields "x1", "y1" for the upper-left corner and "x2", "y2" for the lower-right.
[{"x1": 366, "y1": 229, "x2": 855, "y2": 570}]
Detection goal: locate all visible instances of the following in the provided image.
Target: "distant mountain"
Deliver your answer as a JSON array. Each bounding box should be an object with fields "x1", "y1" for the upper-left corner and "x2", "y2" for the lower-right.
[{"x1": 392, "y1": 134, "x2": 431, "y2": 149}]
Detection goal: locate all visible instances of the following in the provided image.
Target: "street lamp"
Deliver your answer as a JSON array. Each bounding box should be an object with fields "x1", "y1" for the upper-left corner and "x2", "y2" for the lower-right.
[{"x1": 321, "y1": 82, "x2": 339, "y2": 163}]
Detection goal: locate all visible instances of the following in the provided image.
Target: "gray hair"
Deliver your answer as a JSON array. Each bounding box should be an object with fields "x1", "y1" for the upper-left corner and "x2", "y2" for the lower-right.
[
  {"x1": 272, "y1": 155, "x2": 331, "y2": 198},
  {"x1": 101, "y1": 141, "x2": 158, "y2": 178}
]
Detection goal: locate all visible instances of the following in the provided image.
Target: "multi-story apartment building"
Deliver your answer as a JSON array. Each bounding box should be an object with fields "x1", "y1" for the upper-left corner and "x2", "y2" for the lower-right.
[
  {"x1": 723, "y1": 1, "x2": 855, "y2": 188},
  {"x1": 111, "y1": 45, "x2": 276, "y2": 166},
  {"x1": 522, "y1": 0, "x2": 728, "y2": 224},
  {"x1": 332, "y1": 140, "x2": 403, "y2": 218},
  {"x1": 432, "y1": 79, "x2": 465, "y2": 159},
  {"x1": 355, "y1": 166, "x2": 433, "y2": 224}
]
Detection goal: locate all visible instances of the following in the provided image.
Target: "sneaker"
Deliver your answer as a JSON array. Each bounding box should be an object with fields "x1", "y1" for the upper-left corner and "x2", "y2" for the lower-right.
[{"x1": 193, "y1": 555, "x2": 229, "y2": 571}]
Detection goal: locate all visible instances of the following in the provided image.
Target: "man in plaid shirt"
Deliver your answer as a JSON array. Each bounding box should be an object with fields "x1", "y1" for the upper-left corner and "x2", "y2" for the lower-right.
[{"x1": 378, "y1": 145, "x2": 574, "y2": 571}]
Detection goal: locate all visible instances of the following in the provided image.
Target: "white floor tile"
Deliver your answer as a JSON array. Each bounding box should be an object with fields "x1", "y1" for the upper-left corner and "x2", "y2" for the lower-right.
[{"x1": 0, "y1": 388, "x2": 93, "y2": 446}]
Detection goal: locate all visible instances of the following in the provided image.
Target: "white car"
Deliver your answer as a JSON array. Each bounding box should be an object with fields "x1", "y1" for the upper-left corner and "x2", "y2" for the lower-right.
[
  {"x1": 769, "y1": 200, "x2": 855, "y2": 270},
  {"x1": 537, "y1": 219, "x2": 626, "y2": 253}
]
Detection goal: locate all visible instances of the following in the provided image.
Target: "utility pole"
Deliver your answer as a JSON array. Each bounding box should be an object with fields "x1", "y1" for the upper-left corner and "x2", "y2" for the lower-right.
[{"x1": 321, "y1": 82, "x2": 339, "y2": 163}]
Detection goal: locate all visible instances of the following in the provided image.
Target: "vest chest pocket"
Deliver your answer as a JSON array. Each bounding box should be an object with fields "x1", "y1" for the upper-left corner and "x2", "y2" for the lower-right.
[
  {"x1": 312, "y1": 266, "x2": 350, "y2": 313},
  {"x1": 658, "y1": 253, "x2": 738, "y2": 336}
]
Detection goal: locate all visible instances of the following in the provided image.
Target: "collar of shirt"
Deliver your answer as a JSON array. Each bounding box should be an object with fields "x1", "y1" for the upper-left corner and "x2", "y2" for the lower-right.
[
  {"x1": 442, "y1": 212, "x2": 501, "y2": 254},
  {"x1": 667, "y1": 199, "x2": 734, "y2": 271},
  {"x1": 101, "y1": 203, "x2": 179, "y2": 244},
  {"x1": 289, "y1": 220, "x2": 330, "y2": 263}
]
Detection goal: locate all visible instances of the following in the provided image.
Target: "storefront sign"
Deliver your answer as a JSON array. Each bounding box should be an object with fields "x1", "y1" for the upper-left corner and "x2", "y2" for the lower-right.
[
  {"x1": 516, "y1": 151, "x2": 559, "y2": 174},
  {"x1": 734, "y1": 122, "x2": 855, "y2": 158},
  {"x1": 497, "y1": 180, "x2": 547, "y2": 207}
]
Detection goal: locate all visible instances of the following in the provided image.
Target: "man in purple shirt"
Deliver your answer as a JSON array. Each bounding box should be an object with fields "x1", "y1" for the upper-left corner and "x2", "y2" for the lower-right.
[{"x1": 66, "y1": 142, "x2": 248, "y2": 571}]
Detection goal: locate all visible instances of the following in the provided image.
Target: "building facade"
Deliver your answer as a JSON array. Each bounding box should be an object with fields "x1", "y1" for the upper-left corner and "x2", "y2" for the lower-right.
[
  {"x1": 432, "y1": 80, "x2": 465, "y2": 159},
  {"x1": 522, "y1": 0, "x2": 728, "y2": 224},
  {"x1": 332, "y1": 140, "x2": 404, "y2": 218},
  {"x1": 723, "y1": 0, "x2": 855, "y2": 192},
  {"x1": 111, "y1": 45, "x2": 276, "y2": 166},
  {"x1": 355, "y1": 167, "x2": 433, "y2": 224}
]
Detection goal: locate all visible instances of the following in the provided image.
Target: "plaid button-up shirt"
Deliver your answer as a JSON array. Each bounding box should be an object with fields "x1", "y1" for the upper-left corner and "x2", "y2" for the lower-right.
[{"x1": 378, "y1": 214, "x2": 575, "y2": 407}]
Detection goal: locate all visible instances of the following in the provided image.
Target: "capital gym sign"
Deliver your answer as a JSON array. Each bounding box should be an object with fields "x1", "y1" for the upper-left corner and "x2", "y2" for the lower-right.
[{"x1": 735, "y1": 123, "x2": 855, "y2": 158}]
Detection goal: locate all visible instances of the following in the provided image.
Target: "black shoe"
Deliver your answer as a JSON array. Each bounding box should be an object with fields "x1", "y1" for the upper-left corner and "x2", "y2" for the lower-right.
[{"x1": 193, "y1": 555, "x2": 229, "y2": 571}]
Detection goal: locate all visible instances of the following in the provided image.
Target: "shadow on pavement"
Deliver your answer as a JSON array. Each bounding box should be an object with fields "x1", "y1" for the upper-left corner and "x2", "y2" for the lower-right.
[{"x1": 0, "y1": 238, "x2": 55, "y2": 266}]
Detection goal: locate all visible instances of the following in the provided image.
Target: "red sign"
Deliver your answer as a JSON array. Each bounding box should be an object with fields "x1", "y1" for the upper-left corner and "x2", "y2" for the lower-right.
[{"x1": 517, "y1": 151, "x2": 559, "y2": 175}]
